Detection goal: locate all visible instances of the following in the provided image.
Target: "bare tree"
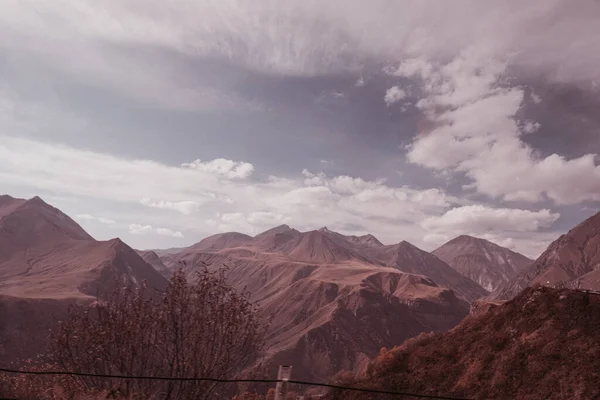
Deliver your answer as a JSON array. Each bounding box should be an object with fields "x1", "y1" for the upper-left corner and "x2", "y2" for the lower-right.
[{"x1": 51, "y1": 267, "x2": 266, "y2": 399}]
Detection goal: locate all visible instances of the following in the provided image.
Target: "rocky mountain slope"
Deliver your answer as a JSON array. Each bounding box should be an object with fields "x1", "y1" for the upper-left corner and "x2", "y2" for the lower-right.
[
  {"x1": 490, "y1": 211, "x2": 600, "y2": 300},
  {"x1": 433, "y1": 235, "x2": 532, "y2": 292},
  {"x1": 334, "y1": 286, "x2": 600, "y2": 400}
]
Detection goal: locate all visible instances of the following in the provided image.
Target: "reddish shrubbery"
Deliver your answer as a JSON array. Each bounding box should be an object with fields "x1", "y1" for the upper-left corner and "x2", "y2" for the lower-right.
[{"x1": 330, "y1": 286, "x2": 600, "y2": 400}]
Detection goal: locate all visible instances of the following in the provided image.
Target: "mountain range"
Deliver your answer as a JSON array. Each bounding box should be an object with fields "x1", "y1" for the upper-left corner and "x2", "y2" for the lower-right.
[{"x1": 2, "y1": 194, "x2": 600, "y2": 385}]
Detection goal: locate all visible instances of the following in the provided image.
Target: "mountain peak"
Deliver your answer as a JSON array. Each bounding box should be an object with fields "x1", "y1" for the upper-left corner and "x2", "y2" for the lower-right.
[
  {"x1": 434, "y1": 235, "x2": 532, "y2": 292},
  {"x1": 255, "y1": 224, "x2": 294, "y2": 238},
  {"x1": 0, "y1": 194, "x2": 93, "y2": 244}
]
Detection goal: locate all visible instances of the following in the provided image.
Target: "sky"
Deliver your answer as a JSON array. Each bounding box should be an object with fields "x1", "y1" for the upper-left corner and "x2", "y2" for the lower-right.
[{"x1": 1, "y1": 0, "x2": 600, "y2": 258}]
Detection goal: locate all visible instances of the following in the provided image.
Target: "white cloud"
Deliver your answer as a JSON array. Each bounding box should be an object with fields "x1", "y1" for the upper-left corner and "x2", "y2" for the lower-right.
[
  {"x1": 2, "y1": 1, "x2": 599, "y2": 100},
  {"x1": 0, "y1": 134, "x2": 564, "y2": 254},
  {"x1": 129, "y1": 224, "x2": 183, "y2": 238},
  {"x1": 181, "y1": 158, "x2": 254, "y2": 179},
  {"x1": 384, "y1": 86, "x2": 407, "y2": 106},
  {"x1": 129, "y1": 224, "x2": 154, "y2": 235},
  {"x1": 221, "y1": 212, "x2": 244, "y2": 222},
  {"x1": 76, "y1": 214, "x2": 116, "y2": 224},
  {"x1": 156, "y1": 227, "x2": 184, "y2": 238},
  {"x1": 403, "y1": 48, "x2": 600, "y2": 205},
  {"x1": 522, "y1": 121, "x2": 541, "y2": 134},
  {"x1": 421, "y1": 205, "x2": 560, "y2": 234},
  {"x1": 140, "y1": 197, "x2": 200, "y2": 215}
]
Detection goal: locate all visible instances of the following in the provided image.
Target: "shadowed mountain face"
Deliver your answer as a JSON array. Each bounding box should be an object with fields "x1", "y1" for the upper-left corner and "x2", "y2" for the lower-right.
[
  {"x1": 433, "y1": 235, "x2": 532, "y2": 292},
  {"x1": 0, "y1": 195, "x2": 167, "y2": 363},
  {"x1": 336, "y1": 286, "x2": 600, "y2": 400},
  {"x1": 159, "y1": 224, "x2": 487, "y2": 381},
  {"x1": 490, "y1": 211, "x2": 600, "y2": 300}
]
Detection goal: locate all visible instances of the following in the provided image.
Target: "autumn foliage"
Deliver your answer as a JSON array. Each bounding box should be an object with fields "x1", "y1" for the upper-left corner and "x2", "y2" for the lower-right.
[{"x1": 330, "y1": 286, "x2": 600, "y2": 400}]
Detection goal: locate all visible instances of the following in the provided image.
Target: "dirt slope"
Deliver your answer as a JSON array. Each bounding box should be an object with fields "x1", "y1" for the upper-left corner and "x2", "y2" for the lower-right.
[
  {"x1": 491, "y1": 211, "x2": 600, "y2": 300},
  {"x1": 433, "y1": 235, "x2": 532, "y2": 291},
  {"x1": 335, "y1": 286, "x2": 600, "y2": 400}
]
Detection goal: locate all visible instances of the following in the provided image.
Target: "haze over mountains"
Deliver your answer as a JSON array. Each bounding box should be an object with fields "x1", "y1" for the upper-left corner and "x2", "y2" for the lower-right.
[{"x1": 2, "y1": 194, "x2": 600, "y2": 386}]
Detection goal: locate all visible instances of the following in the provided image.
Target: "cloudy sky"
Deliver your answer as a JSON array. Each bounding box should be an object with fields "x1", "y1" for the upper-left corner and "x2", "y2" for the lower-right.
[{"x1": 1, "y1": 0, "x2": 600, "y2": 257}]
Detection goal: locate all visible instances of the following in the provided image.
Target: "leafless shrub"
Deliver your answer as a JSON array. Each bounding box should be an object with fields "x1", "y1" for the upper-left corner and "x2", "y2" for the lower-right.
[{"x1": 47, "y1": 267, "x2": 266, "y2": 399}]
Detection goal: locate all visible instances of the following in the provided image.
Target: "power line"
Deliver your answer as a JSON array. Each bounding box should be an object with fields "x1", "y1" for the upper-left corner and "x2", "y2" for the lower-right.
[{"x1": 0, "y1": 367, "x2": 472, "y2": 400}]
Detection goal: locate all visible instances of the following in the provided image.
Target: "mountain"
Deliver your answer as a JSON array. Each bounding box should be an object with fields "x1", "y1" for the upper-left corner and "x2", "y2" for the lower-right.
[
  {"x1": 317, "y1": 227, "x2": 383, "y2": 248},
  {"x1": 490, "y1": 211, "x2": 600, "y2": 300},
  {"x1": 0, "y1": 195, "x2": 167, "y2": 362},
  {"x1": 278, "y1": 230, "x2": 376, "y2": 264},
  {"x1": 189, "y1": 231, "x2": 254, "y2": 252},
  {"x1": 137, "y1": 249, "x2": 172, "y2": 278},
  {"x1": 160, "y1": 226, "x2": 487, "y2": 381},
  {"x1": 0, "y1": 196, "x2": 166, "y2": 298},
  {"x1": 165, "y1": 244, "x2": 471, "y2": 381},
  {"x1": 252, "y1": 224, "x2": 302, "y2": 252},
  {"x1": 335, "y1": 286, "x2": 600, "y2": 400},
  {"x1": 433, "y1": 235, "x2": 532, "y2": 292},
  {"x1": 368, "y1": 241, "x2": 489, "y2": 302}
]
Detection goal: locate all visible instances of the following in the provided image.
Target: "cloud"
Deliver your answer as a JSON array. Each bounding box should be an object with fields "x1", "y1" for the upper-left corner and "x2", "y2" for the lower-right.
[
  {"x1": 129, "y1": 224, "x2": 154, "y2": 235},
  {"x1": 181, "y1": 159, "x2": 254, "y2": 179},
  {"x1": 129, "y1": 224, "x2": 183, "y2": 238},
  {"x1": 0, "y1": 133, "x2": 568, "y2": 256},
  {"x1": 140, "y1": 197, "x2": 200, "y2": 215},
  {"x1": 76, "y1": 214, "x2": 116, "y2": 224},
  {"x1": 403, "y1": 49, "x2": 600, "y2": 205},
  {"x1": 384, "y1": 86, "x2": 407, "y2": 106},
  {"x1": 0, "y1": 134, "x2": 480, "y2": 248},
  {"x1": 156, "y1": 228, "x2": 184, "y2": 238},
  {"x1": 421, "y1": 205, "x2": 560, "y2": 234}
]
